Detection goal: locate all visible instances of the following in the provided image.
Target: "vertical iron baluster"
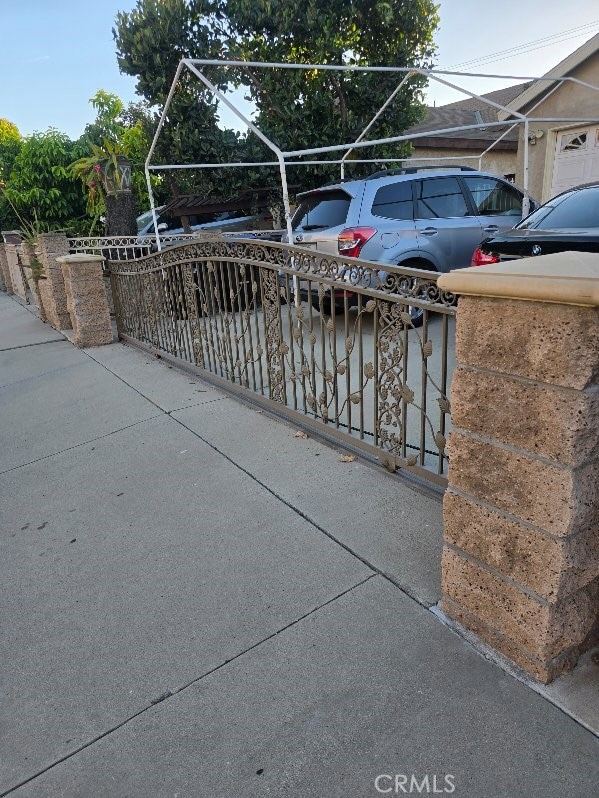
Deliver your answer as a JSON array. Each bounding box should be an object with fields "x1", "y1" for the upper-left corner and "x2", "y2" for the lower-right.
[
  {"x1": 227, "y1": 261, "x2": 243, "y2": 383},
  {"x1": 234, "y1": 263, "x2": 250, "y2": 388},
  {"x1": 219, "y1": 259, "x2": 236, "y2": 381},
  {"x1": 242, "y1": 263, "x2": 257, "y2": 392},
  {"x1": 308, "y1": 280, "x2": 317, "y2": 417},
  {"x1": 401, "y1": 307, "x2": 409, "y2": 460},
  {"x1": 109, "y1": 268, "x2": 123, "y2": 339},
  {"x1": 162, "y1": 266, "x2": 176, "y2": 356},
  {"x1": 213, "y1": 259, "x2": 231, "y2": 379},
  {"x1": 439, "y1": 312, "x2": 450, "y2": 476},
  {"x1": 165, "y1": 265, "x2": 178, "y2": 357},
  {"x1": 285, "y1": 273, "x2": 298, "y2": 411},
  {"x1": 204, "y1": 261, "x2": 222, "y2": 378},
  {"x1": 276, "y1": 271, "x2": 287, "y2": 406},
  {"x1": 320, "y1": 285, "x2": 328, "y2": 422},
  {"x1": 344, "y1": 288, "x2": 352, "y2": 435},
  {"x1": 297, "y1": 276, "x2": 307, "y2": 414},
  {"x1": 253, "y1": 265, "x2": 266, "y2": 394},
  {"x1": 332, "y1": 293, "x2": 340, "y2": 429},
  {"x1": 150, "y1": 270, "x2": 161, "y2": 350},
  {"x1": 197, "y1": 260, "x2": 215, "y2": 374},
  {"x1": 373, "y1": 300, "x2": 379, "y2": 447},
  {"x1": 357, "y1": 293, "x2": 364, "y2": 440},
  {"x1": 174, "y1": 262, "x2": 186, "y2": 361},
  {"x1": 419, "y1": 308, "x2": 429, "y2": 467},
  {"x1": 177, "y1": 263, "x2": 192, "y2": 363}
]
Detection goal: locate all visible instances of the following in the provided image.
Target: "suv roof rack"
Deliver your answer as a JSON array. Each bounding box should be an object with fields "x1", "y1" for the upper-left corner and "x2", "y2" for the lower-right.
[{"x1": 365, "y1": 165, "x2": 478, "y2": 180}]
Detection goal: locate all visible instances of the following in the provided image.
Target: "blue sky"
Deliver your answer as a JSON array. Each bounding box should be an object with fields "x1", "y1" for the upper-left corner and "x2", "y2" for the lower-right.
[{"x1": 2, "y1": 0, "x2": 599, "y2": 140}]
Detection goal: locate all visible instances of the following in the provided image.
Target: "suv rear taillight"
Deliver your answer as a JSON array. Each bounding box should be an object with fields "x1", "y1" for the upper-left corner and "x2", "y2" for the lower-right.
[
  {"x1": 338, "y1": 227, "x2": 376, "y2": 258},
  {"x1": 471, "y1": 247, "x2": 500, "y2": 267}
]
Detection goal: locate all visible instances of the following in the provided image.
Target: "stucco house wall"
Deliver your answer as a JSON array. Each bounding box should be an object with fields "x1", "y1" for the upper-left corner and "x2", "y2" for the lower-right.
[
  {"x1": 511, "y1": 50, "x2": 599, "y2": 201},
  {"x1": 409, "y1": 147, "x2": 516, "y2": 180}
]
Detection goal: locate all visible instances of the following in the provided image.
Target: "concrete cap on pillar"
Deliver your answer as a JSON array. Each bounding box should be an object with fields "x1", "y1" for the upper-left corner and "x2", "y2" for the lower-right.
[
  {"x1": 55, "y1": 255, "x2": 105, "y2": 264},
  {"x1": 438, "y1": 251, "x2": 599, "y2": 307}
]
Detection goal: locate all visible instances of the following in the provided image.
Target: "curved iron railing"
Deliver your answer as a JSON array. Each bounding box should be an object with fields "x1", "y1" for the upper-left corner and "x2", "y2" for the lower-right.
[{"x1": 108, "y1": 238, "x2": 457, "y2": 486}]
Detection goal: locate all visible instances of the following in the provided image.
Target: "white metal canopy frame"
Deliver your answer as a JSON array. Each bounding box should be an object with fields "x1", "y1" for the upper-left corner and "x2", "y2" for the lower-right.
[{"x1": 145, "y1": 58, "x2": 599, "y2": 249}]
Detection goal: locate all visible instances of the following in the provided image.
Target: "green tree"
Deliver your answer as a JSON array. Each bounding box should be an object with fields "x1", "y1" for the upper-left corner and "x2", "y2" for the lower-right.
[
  {"x1": 75, "y1": 89, "x2": 153, "y2": 215},
  {"x1": 113, "y1": 0, "x2": 440, "y2": 197},
  {"x1": 1, "y1": 129, "x2": 86, "y2": 232},
  {"x1": 0, "y1": 119, "x2": 23, "y2": 229},
  {"x1": 0, "y1": 119, "x2": 22, "y2": 182},
  {"x1": 225, "y1": 0, "x2": 439, "y2": 186},
  {"x1": 113, "y1": 0, "x2": 231, "y2": 200}
]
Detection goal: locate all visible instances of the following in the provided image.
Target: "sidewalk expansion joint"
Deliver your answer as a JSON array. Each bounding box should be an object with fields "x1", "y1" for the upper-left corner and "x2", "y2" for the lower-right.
[
  {"x1": 0, "y1": 336, "x2": 66, "y2": 352},
  {"x1": 170, "y1": 414, "x2": 433, "y2": 610},
  {"x1": 0, "y1": 573, "x2": 376, "y2": 797},
  {"x1": 80, "y1": 346, "x2": 434, "y2": 610},
  {"x1": 0, "y1": 416, "x2": 162, "y2": 476},
  {"x1": 166, "y1": 397, "x2": 227, "y2": 414},
  {"x1": 82, "y1": 349, "x2": 226, "y2": 416}
]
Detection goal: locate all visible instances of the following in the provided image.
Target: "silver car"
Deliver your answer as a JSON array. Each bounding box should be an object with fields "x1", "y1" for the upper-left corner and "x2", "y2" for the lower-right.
[{"x1": 287, "y1": 167, "x2": 535, "y2": 316}]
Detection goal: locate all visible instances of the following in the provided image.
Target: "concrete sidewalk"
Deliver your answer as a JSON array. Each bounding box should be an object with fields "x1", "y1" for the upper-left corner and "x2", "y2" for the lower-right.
[{"x1": 1, "y1": 292, "x2": 597, "y2": 798}]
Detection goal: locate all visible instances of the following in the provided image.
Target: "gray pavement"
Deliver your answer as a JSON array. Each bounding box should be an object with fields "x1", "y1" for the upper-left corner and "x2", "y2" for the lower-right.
[{"x1": 1, "y1": 292, "x2": 598, "y2": 798}]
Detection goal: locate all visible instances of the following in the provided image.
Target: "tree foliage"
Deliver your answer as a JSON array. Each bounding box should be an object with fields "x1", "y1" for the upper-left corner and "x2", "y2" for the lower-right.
[
  {"x1": 113, "y1": 0, "x2": 440, "y2": 199},
  {"x1": 0, "y1": 119, "x2": 24, "y2": 229},
  {"x1": 114, "y1": 0, "x2": 230, "y2": 200},
  {"x1": 0, "y1": 119, "x2": 22, "y2": 183},
  {"x1": 72, "y1": 89, "x2": 153, "y2": 228},
  {"x1": 1, "y1": 129, "x2": 86, "y2": 232}
]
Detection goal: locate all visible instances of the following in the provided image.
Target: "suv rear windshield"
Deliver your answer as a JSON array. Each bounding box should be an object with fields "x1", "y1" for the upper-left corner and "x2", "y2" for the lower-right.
[{"x1": 292, "y1": 190, "x2": 351, "y2": 230}]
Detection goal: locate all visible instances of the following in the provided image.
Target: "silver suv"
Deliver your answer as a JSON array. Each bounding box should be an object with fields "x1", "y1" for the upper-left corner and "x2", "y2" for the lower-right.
[{"x1": 289, "y1": 166, "x2": 535, "y2": 272}]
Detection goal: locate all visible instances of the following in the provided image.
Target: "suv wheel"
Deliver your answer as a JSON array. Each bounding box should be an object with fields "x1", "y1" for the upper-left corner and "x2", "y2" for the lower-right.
[{"x1": 398, "y1": 259, "x2": 437, "y2": 329}]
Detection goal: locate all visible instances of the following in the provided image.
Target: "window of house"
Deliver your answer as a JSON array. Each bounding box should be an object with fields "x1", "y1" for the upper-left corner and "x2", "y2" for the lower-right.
[{"x1": 560, "y1": 131, "x2": 587, "y2": 151}]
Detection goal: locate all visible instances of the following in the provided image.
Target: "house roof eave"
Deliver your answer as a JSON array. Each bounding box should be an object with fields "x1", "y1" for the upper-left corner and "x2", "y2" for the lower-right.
[
  {"x1": 411, "y1": 136, "x2": 518, "y2": 151},
  {"x1": 497, "y1": 32, "x2": 599, "y2": 120}
]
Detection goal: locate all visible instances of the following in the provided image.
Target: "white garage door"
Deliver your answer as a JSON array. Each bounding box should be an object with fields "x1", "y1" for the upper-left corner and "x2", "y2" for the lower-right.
[{"x1": 550, "y1": 125, "x2": 599, "y2": 197}]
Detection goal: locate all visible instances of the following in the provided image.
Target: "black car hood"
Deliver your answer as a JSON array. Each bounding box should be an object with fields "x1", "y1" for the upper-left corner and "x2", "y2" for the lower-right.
[{"x1": 481, "y1": 228, "x2": 599, "y2": 257}]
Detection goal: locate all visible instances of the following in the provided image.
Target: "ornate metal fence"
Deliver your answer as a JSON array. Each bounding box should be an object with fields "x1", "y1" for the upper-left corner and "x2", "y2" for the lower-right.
[
  {"x1": 108, "y1": 239, "x2": 457, "y2": 487},
  {"x1": 69, "y1": 235, "x2": 155, "y2": 260},
  {"x1": 68, "y1": 231, "x2": 283, "y2": 260}
]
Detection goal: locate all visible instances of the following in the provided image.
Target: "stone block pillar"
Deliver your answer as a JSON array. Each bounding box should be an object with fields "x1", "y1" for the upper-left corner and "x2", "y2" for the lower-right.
[
  {"x1": 437, "y1": 252, "x2": 599, "y2": 683},
  {"x1": 56, "y1": 255, "x2": 113, "y2": 347},
  {"x1": 36, "y1": 232, "x2": 71, "y2": 329},
  {"x1": 5, "y1": 243, "x2": 27, "y2": 301},
  {"x1": 0, "y1": 243, "x2": 13, "y2": 293}
]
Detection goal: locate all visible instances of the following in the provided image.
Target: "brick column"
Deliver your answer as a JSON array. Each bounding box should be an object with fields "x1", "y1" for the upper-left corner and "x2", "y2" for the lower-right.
[
  {"x1": 19, "y1": 242, "x2": 47, "y2": 322},
  {"x1": 56, "y1": 255, "x2": 113, "y2": 347},
  {"x1": 0, "y1": 243, "x2": 12, "y2": 293},
  {"x1": 437, "y1": 252, "x2": 599, "y2": 683},
  {"x1": 5, "y1": 243, "x2": 27, "y2": 301},
  {"x1": 36, "y1": 232, "x2": 71, "y2": 330}
]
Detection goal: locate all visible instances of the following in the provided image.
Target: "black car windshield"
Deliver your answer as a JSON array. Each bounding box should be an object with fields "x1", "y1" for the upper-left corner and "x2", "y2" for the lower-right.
[
  {"x1": 516, "y1": 186, "x2": 599, "y2": 230},
  {"x1": 292, "y1": 190, "x2": 351, "y2": 231}
]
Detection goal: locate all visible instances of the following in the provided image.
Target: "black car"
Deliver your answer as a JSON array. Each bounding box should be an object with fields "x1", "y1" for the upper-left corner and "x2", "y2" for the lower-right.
[{"x1": 471, "y1": 182, "x2": 599, "y2": 265}]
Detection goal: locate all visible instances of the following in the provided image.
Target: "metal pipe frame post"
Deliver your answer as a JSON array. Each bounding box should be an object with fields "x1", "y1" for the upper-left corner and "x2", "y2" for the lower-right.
[{"x1": 144, "y1": 59, "x2": 187, "y2": 251}]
